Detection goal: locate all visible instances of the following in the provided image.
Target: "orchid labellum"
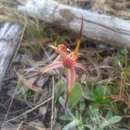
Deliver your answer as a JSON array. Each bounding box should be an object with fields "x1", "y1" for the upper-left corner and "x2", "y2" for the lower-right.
[{"x1": 40, "y1": 17, "x2": 85, "y2": 96}]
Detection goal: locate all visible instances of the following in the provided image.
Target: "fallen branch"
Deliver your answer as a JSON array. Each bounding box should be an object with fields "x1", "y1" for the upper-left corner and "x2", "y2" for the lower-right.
[
  {"x1": 0, "y1": 22, "x2": 22, "y2": 90},
  {"x1": 17, "y1": 0, "x2": 130, "y2": 48}
]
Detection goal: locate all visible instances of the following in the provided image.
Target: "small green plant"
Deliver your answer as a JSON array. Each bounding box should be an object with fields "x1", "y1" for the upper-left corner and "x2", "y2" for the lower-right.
[
  {"x1": 84, "y1": 106, "x2": 122, "y2": 130},
  {"x1": 86, "y1": 85, "x2": 111, "y2": 104},
  {"x1": 57, "y1": 83, "x2": 122, "y2": 130},
  {"x1": 25, "y1": 90, "x2": 35, "y2": 98}
]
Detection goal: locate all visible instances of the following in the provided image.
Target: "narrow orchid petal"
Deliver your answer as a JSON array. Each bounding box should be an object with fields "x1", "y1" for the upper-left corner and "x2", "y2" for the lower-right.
[
  {"x1": 74, "y1": 39, "x2": 80, "y2": 56},
  {"x1": 75, "y1": 63, "x2": 86, "y2": 71},
  {"x1": 48, "y1": 44, "x2": 57, "y2": 50},
  {"x1": 67, "y1": 68, "x2": 76, "y2": 96},
  {"x1": 40, "y1": 61, "x2": 63, "y2": 74},
  {"x1": 53, "y1": 55, "x2": 61, "y2": 63},
  {"x1": 49, "y1": 44, "x2": 68, "y2": 56},
  {"x1": 73, "y1": 16, "x2": 83, "y2": 57}
]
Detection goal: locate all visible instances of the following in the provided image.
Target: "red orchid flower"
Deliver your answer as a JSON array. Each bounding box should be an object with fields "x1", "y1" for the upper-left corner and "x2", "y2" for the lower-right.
[
  {"x1": 40, "y1": 41, "x2": 85, "y2": 96},
  {"x1": 40, "y1": 17, "x2": 85, "y2": 96}
]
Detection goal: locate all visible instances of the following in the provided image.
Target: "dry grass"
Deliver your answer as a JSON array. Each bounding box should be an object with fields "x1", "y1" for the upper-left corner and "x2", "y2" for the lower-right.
[
  {"x1": 91, "y1": 0, "x2": 130, "y2": 19},
  {"x1": 0, "y1": 0, "x2": 26, "y2": 25}
]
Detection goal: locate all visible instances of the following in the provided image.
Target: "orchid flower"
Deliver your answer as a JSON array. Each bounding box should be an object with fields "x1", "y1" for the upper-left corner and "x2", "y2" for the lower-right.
[
  {"x1": 40, "y1": 41, "x2": 85, "y2": 96},
  {"x1": 40, "y1": 17, "x2": 85, "y2": 96}
]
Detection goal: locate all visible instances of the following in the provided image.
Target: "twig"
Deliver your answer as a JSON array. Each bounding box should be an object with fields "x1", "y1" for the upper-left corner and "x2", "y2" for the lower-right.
[
  {"x1": 16, "y1": 121, "x2": 23, "y2": 130},
  {"x1": 6, "y1": 97, "x2": 52, "y2": 123},
  {"x1": 51, "y1": 77, "x2": 55, "y2": 130}
]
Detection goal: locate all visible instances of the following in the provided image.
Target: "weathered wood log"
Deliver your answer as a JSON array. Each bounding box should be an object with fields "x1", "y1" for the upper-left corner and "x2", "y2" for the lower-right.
[
  {"x1": 0, "y1": 22, "x2": 22, "y2": 90},
  {"x1": 17, "y1": 0, "x2": 130, "y2": 48}
]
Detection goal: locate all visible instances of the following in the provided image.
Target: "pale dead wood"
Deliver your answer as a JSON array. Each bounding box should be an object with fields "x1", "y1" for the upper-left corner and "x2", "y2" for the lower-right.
[
  {"x1": 17, "y1": 0, "x2": 130, "y2": 49},
  {"x1": 0, "y1": 22, "x2": 22, "y2": 90}
]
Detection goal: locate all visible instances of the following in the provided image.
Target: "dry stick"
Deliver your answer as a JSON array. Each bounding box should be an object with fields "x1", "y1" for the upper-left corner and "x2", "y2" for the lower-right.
[
  {"x1": 16, "y1": 121, "x2": 24, "y2": 130},
  {"x1": 51, "y1": 77, "x2": 55, "y2": 130},
  {"x1": 0, "y1": 22, "x2": 22, "y2": 90},
  {"x1": 0, "y1": 22, "x2": 25, "y2": 128},
  {"x1": 6, "y1": 97, "x2": 52, "y2": 123},
  {"x1": 17, "y1": 0, "x2": 130, "y2": 49}
]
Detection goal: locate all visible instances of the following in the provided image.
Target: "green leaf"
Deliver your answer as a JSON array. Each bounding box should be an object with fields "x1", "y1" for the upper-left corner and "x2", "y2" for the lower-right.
[
  {"x1": 60, "y1": 114, "x2": 73, "y2": 121},
  {"x1": 107, "y1": 116, "x2": 122, "y2": 124},
  {"x1": 100, "y1": 116, "x2": 122, "y2": 129},
  {"x1": 55, "y1": 80, "x2": 66, "y2": 102},
  {"x1": 68, "y1": 83, "x2": 82, "y2": 109},
  {"x1": 88, "y1": 85, "x2": 111, "y2": 104},
  {"x1": 63, "y1": 119, "x2": 80, "y2": 130},
  {"x1": 105, "y1": 111, "x2": 113, "y2": 120}
]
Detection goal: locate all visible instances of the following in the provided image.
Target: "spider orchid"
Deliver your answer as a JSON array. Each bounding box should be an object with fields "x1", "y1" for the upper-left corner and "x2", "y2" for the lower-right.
[
  {"x1": 40, "y1": 42, "x2": 85, "y2": 96},
  {"x1": 40, "y1": 17, "x2": 85, "y2": 96}
]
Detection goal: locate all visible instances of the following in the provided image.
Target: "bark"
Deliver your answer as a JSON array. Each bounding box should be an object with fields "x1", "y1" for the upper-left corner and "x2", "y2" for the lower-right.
[
  {"x1": 17, "y1": 0, "x2": 130, "y2": 48},
  {"x1": 0, "y1": 22, "x2": 22, "y2": 90}
]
